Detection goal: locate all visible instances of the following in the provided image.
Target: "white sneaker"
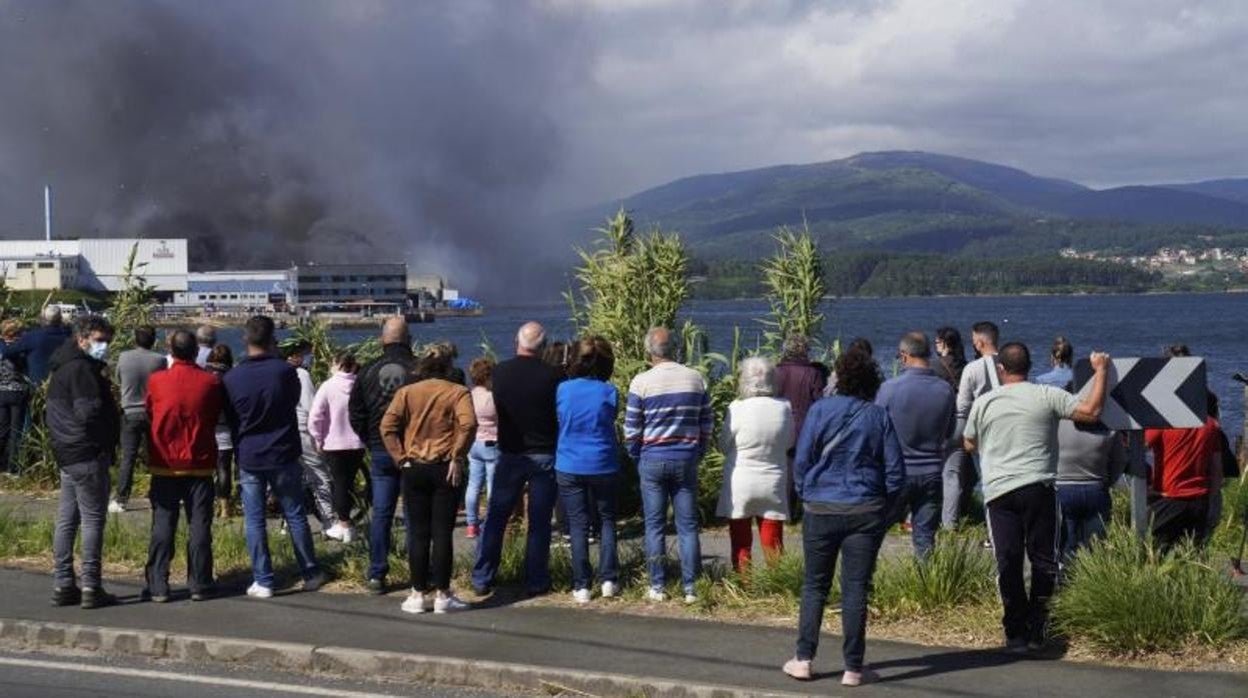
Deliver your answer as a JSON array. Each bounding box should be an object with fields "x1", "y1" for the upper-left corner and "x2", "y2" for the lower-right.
[
  {"x1": 324, "y1": 523, "x2": 353, "y2": 543},
  {"x1": 433, "y1": 593, "x2": 468, "y2": 614},
  {"x1": 401, "y1": 591, "x2": 426, "y2": 614},
  {"x1": 601, "y1": 581, "x2": 619, "y2": 599},
  {"x1": 246, "y1": 582, "x2": 273, "y2": 599},
  {"x1": 107, "y1": 500, "x2": 125, "y2": 514},
  {"x1": 646, "y1": 588, "x2": 668, "y2": 602},
  {"x1": 572, "y1": 588, "x2": 592, "y2": 604},
  {"x1": 684, "y1": 593, "x2": 698, "y2": 605}
]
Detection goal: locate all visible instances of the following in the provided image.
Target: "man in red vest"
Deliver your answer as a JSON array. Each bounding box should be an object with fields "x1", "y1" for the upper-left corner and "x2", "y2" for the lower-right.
[{"x1": 143, "y1": 329, "x2": 224, "y2": 602}]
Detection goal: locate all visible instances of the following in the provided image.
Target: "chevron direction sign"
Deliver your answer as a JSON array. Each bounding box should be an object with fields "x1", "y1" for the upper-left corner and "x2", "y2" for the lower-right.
[{"x1": 1072, "y1": 357, "x2": 1207, "y2": 430}]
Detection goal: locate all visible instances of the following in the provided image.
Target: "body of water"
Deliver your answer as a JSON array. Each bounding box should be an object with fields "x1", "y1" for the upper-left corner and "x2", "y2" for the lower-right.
[{"x1": 215, "y1": 293, "x2": 1248, "y2": 439}]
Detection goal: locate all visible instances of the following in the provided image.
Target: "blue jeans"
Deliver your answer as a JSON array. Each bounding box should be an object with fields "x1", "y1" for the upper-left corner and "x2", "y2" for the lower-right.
[
  {"x1": 1056, "y1": 483, "x2": 1111, "y2": 560},
  {"x1": 892, "y1": 472, "x2": 942, "y2": 558},
  {"x1": 556, "y1": 471, "x2": 619, "y2": 591},
  {"x1": 368, "y1": 448, "x2": 403, "y2": 581},
  {"x1": 796, "y1": 509, "x2": 885, "y2": 672},
  {"x1": 638, "y1": 456, "x2": 701, "y2": 594},
  {"x1": 465, "y1": 441, "x2": 499, "y2": 527},
  {"x1": 472, "y1": 452, "x2": 557, "y2": 592},
  {"x1": 239, "y1": 464, "x2": 319, "y2": 588}
]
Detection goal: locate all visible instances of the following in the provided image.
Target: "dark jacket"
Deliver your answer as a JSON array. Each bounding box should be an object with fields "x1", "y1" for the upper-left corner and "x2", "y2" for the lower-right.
[
  {"x1": 349, "y1": 343, "x2": 417, "y2": 452},
  {"x1": 793, "y1": 394, "x2": 905, "y2": 506},
  {"x1": 46, "y1": 339, "x2": 119, "y2": 466},
  {"x1": 3, "y1": 324, "x2": 73, "y2": 384},
  {"x1": 222, "y1": 353, "x2": 302, "y2": 471},
  {"x1": 775, "y1": 359, "x2": 828, "y2": 447},
  {"x1": 875, "y1": 367, "x2": 956, "y2": 476}
]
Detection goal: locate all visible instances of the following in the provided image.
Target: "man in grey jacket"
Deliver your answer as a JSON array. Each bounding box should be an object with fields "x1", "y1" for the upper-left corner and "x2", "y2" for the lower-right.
[
  {"x1": 111, "y1": 326, "x2": 166, "y2": 512},
  {"x1": 945, "y1": 321, "x2": 1000, "y2": 528}
]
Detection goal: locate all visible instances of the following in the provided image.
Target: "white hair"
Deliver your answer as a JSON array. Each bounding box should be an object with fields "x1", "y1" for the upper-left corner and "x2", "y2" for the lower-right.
[
  {"x1": 737, "y1": 356, "x2": 776, "y2": 398},
  {"x1": 644, "y1": 327, "x2": 676, "y2": 360},
  {"x1": 41, "y1": 305, "x2": 62, "y2": 325},
  {"x1": 516, "y1": 322, "x2": 546, "y2": 353}
]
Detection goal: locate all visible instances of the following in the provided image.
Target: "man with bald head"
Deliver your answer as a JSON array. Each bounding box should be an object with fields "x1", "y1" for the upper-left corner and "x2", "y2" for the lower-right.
[
  {"x1": 349, "y1": 316, "x2": 418, "y2": 594},
  {"x1": 472, "y1": 321, "x2": 564, "y2": 596}
]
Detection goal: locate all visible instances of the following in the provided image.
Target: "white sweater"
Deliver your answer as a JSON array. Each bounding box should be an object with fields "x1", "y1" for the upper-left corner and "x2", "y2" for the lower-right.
[{"x1": 716, "y1": 397, "x2": 795, "y2": 520}]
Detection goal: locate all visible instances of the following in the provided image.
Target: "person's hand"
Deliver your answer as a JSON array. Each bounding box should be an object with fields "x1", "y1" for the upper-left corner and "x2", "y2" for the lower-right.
[
  {"x1": 446, "y1": 460, "x2": 463, "y2": 487},
  {"x1": 1090, "y1": 351, "x2": 1111, "y2": 372}
]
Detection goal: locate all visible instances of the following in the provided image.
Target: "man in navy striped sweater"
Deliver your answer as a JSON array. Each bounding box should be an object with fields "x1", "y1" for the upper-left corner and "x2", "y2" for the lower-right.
[{"x1": 624, "y1": 327, "x2": 713, "y2": 603}]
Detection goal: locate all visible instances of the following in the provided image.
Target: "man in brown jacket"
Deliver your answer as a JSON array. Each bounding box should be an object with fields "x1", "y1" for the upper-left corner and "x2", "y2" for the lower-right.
[{"x1": 380, "y1": 347, "x2": 477, "y2": 615}]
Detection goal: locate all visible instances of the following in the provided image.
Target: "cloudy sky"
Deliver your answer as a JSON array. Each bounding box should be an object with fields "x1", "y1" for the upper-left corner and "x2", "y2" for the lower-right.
[{"x1": 547, "y1": 0, "x2": 1248, "y2": 206}]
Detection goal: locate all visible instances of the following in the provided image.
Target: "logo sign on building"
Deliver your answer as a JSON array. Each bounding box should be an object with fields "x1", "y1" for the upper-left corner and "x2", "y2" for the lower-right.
[
  {"x1": 153, "y1": 241, "x2": 175, "y2": 259},
  {"x1": 1072, "y1": 357, "x2": 1207, "y2": 430}
]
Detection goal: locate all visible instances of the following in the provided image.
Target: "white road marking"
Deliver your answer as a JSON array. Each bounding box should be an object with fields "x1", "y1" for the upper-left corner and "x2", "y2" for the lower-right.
[{"x1": 0, "y1": 655, "x2": 401, "y2": 697}]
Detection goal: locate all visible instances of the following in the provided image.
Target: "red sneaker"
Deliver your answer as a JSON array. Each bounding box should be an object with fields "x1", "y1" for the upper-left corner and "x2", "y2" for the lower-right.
[{"x1": 465, "y1": 524, "x2": 479, "y2": 539}]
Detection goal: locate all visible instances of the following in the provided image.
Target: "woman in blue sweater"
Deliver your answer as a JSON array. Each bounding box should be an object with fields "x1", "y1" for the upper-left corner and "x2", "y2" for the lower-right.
[
  {"x1": 555, "y1": 336, "x2": 621, "y2": 604},
  {"x1": 782, "y1": 347, "x2": 905, "y2": 688}
]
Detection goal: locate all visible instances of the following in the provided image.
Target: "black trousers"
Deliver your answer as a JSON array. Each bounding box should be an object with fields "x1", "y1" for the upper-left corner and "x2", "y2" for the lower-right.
[
  {"x1": 985, "y1": 482, "x2": 1059, "y2": 642},
  {"x1": 215, "y1": 448, "x2": 236, "y2": 500},
  {"x1": 116, "y1": 412, "x2": 149, "y2": 502},
  {"x1": 325, "y1": 449, "x2": 367, "y2": 522},
  {"x1": 402, "y1": 461, "x2": 456, "y2": 591},
  {"x1": 144, "y1": 475, "x2": 215, "y2": 596},
  {"x1": 1150, "y1": 496, "x2": 1209, "y2": 551},
  {"x1": 0, "y1": 391, "x2": 29, "y2": 475}
]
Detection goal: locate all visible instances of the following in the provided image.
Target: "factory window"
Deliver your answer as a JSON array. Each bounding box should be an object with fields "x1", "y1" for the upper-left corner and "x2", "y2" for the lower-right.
[
  {"x1": 16, "y1": 263, "x2": 31, "y2": 269},
  {"x1": 38, "y1": 262, "x2": 54, "y2": 269}
]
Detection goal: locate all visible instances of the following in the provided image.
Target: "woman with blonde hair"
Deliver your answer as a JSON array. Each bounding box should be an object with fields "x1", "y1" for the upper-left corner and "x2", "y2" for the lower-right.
[{"x1": 718, "y1": 356, "x2": 795, "y2": 572}]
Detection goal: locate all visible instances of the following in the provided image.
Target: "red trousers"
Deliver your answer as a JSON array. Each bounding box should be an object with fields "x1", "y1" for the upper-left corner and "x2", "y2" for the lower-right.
[{"x1": 728, "y1": 517, "x2": 784, "y2": 572}]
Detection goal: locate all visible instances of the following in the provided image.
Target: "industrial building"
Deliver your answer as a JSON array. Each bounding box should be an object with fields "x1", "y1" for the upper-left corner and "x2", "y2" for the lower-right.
[
  {"x1": 293, "y1": 263, "x2": 408, "y2": 305},
  {"x1": 172, "y1": 270, "x2": 294, "y2": 309},
  {"x1": 0, "y1": 239, "x2": 188, "y2": 293}
]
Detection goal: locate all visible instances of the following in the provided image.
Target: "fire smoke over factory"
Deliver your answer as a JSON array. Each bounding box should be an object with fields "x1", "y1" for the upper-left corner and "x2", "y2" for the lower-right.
[{"x1": 0, "y1": 0, "x2": 590, "y2": 298}]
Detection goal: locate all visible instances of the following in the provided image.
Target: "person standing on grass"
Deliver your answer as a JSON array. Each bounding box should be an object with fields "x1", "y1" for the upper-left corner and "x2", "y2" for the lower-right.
[
  {"x1": 556, "y1": 336, "x2": 623, "y2": 604},
  {"x1": 782, "y1": 346, "x2": 904, "y2": 688},
  {"x1": 1, "y1": 304, "x2": 72, "y2": 385},
  {"x1": 309, "y1": 351, "x2": 366, "y2": 544},
  {"x1": 774, "y1": 334, "x2": 826, "y2": 521},
  {"x1": 349, "y1": 317, "x2": 418, "y2": 595},
  {"x1": 471, "y1": 321, "x2": 563, "y2": 597},
  {"x1": 464, "y1": 357, "x2": 499, "y2": 540},
  {"x1": 381, "y1": 347, "x2": 476, "y2": 615},
  {"x1": 1055, "y1": 418, "x2": 1126, "y2": 561},
  {"x1": 950, "y1": 321, "x2": 1000, "y2": 526},
  {"x1": 205, "y1": 344, "x2": 236, "y2": 518},
  {"x1": 0, "y1": 319, "x2": 32, "y2": 477},
  {"x1": 142, "y1": 330, "x2": 223, "y2": 603},
  {"x1": 718, "y1": 356, "x2": 794, "y2": 573},
  {"x1": 283, "y1": 339, "x2": 334, "y2": 529},
  {"x1": 222, "y1": 316, "x2": 325, "y2": 599},
  {"x1": 1035, "y1": 336, "x2": 1074, "y2": 389},
  {"x1": 625, "y1": 326, "x2": 713, "y2": 604},
  {"x1": 111, "y1": 325, "x2": 166, "y2": 513},
  {"x1": 48, "y1": 314, "x2": 120, "y2": 609},
  {"x1": 964, "y1": 343, "x2": 1109, "y2": 654},
  {"x1": 875, "y1": 331, "x2": 955, "y2": 559}
]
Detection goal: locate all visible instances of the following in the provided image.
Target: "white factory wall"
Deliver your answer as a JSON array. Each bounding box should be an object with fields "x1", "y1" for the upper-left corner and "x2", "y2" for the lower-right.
[{"x1": 77, "y1": 239, "x2": 188, "y2": 291}]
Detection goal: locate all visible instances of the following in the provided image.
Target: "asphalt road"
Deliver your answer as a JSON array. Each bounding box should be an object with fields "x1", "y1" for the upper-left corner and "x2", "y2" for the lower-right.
[{"x1": 0, "y1": 648, "x2": 522, "y2": 698}]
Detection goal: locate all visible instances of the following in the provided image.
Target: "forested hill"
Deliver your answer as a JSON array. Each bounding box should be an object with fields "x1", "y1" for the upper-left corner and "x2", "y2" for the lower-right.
[{"x1": 563, "y1": 151, "x2": 1248, "y2": 297}]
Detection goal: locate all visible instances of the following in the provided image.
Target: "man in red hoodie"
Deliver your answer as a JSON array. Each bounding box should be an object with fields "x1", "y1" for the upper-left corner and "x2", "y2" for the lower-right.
[{"x1": 143, "y1": 330, "x2": 224, "y2": 602}]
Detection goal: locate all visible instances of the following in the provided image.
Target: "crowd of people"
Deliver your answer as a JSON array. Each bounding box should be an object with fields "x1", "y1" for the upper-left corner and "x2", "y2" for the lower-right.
[{"x1": 0, "y1": 307, "x2": 1236, "y2": 688}]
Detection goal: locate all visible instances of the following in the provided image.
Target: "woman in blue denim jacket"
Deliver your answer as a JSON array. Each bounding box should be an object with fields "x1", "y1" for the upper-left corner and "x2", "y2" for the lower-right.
[{"x1": 782, "y1": 347, "x2": 905, "y2": 688}]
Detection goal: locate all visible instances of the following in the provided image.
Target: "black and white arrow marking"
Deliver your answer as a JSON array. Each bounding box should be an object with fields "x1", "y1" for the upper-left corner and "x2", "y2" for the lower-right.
[{"x1": 1073, "y1": 357, "x2": 1207, "y2": 430}]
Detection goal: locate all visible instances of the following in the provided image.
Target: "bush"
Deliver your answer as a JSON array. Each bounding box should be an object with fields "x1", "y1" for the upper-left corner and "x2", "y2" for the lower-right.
[
  {"x1": 871, "y1": 533, "x2": 997, "y2": 616},
  {"x1": 1051, "y1": 524, "x2": 1247, "y2": 653}
]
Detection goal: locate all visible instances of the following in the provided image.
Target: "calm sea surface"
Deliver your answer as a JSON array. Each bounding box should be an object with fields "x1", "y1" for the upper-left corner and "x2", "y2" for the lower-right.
[{"x1": 215, "y1": 293, "x2": 1248, "y2": 439}]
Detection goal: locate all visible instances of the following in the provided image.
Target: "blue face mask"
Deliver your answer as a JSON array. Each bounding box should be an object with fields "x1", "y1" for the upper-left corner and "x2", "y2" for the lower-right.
[
  {"x1": 301, "y1": 354, "x2": 312, "y2": 369},
  {"x1": 87, "y1": 341, "x2": 109, "y2": 361}
]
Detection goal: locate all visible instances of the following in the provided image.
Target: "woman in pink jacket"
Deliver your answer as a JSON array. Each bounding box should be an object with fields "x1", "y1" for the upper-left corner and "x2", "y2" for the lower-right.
[{"x1": 309, "y1": 351, "x2": 366, "y2": 543}]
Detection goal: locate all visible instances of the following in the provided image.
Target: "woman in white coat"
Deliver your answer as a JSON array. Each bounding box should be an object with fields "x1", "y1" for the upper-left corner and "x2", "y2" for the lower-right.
[{"x1": 718, "y1": 356, "x2": 796, "y2": 572}]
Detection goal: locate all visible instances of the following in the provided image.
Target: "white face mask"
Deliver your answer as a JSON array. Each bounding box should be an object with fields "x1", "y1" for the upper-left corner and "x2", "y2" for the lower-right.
[{"x1": 87, "y1": 341, "x2": 109, "y2": 361}]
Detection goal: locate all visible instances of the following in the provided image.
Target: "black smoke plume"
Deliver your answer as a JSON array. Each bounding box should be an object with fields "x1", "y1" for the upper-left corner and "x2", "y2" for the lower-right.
[{"x1": 0, "y1": 0, "x2": 589, "y2": 299}]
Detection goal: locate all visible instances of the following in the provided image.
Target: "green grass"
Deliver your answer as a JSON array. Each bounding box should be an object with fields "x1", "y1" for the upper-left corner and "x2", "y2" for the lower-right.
[{"x1": 1051, "y1": 523, "x2": 1247, "y2": 654}]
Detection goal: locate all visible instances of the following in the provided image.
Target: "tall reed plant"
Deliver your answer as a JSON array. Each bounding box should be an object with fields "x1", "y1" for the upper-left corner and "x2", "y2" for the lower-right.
[{"x1": 759, "y1": 224, "x2": 826, "y2": 350}]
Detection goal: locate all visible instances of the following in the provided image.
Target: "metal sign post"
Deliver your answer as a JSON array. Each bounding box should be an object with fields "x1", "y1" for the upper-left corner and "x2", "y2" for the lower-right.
[{"x1": 1073, "y1": 357, "x2": 1208, "y2": 537}]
